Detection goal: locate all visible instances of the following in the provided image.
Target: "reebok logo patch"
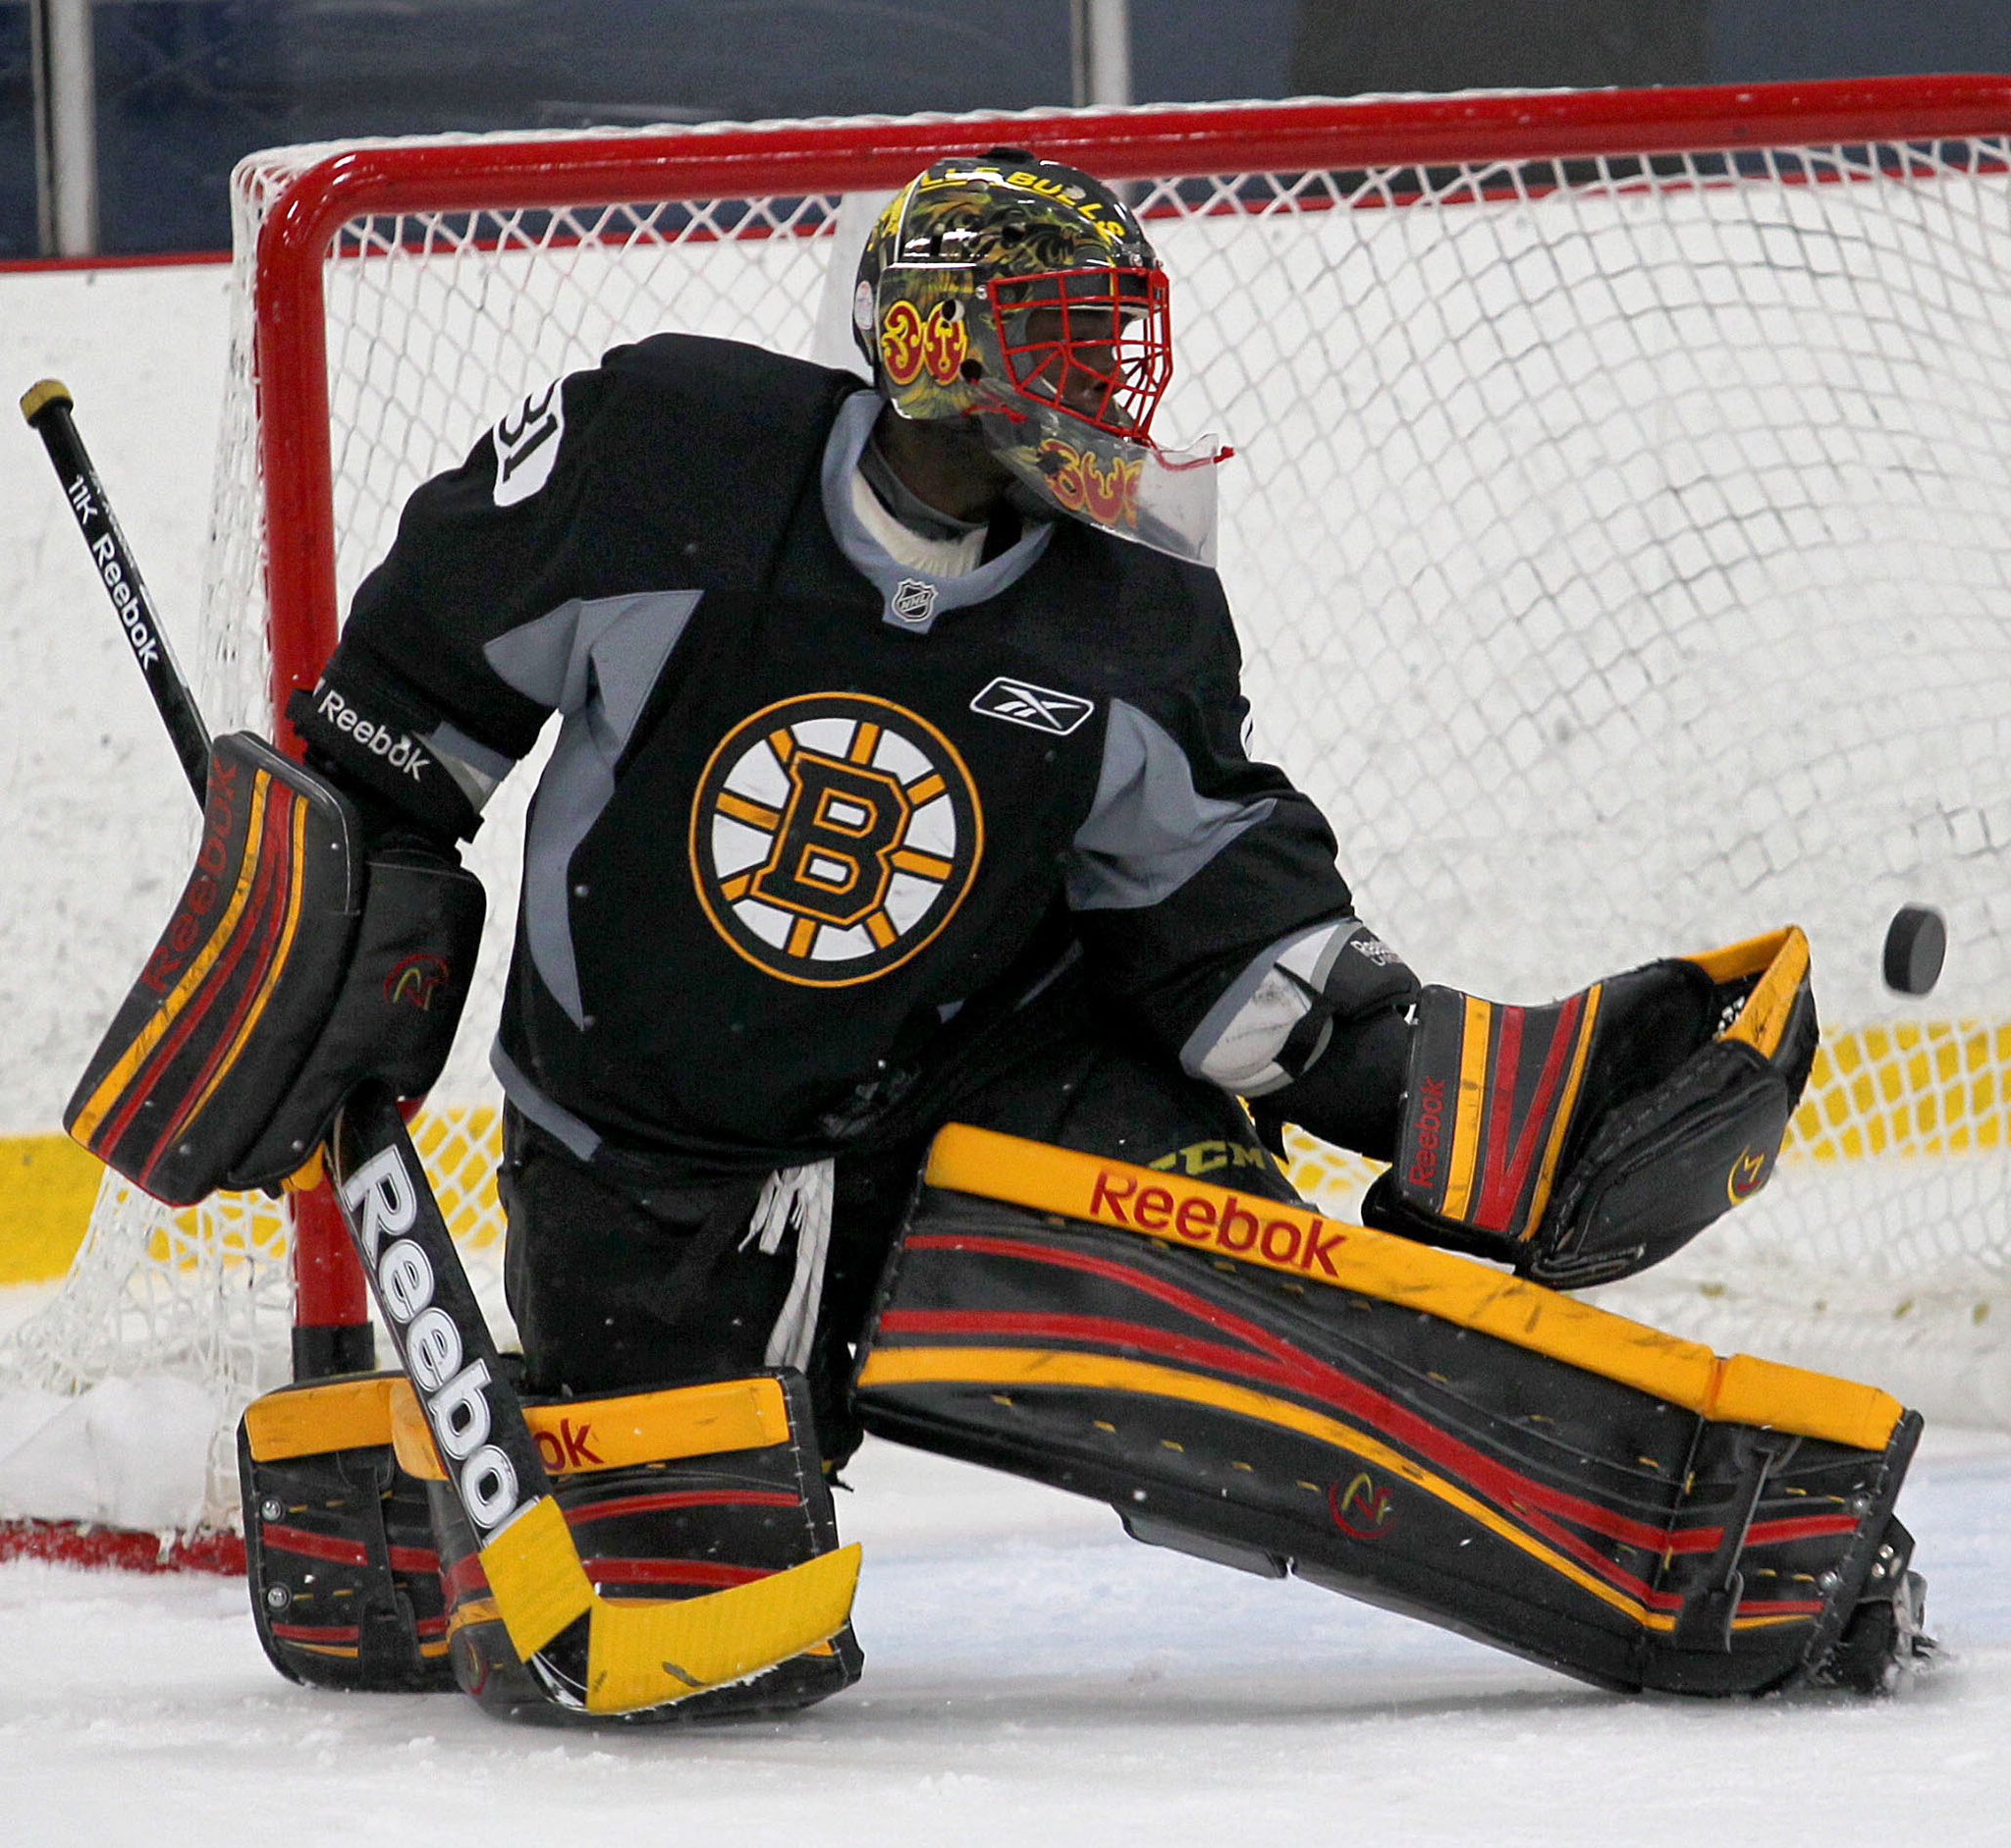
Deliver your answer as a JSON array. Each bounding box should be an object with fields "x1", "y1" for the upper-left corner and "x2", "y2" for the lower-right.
[
  {"x1": 1087, "y1": 1168, "x2": 1345, "y2": 1278},
  {"x1": 313, "y1": 685, "x2": 433, "y2": 782},
  {"x1": 970, "y1": 677, "x2": 1095, "y2": 736},
  {"x1": 532, "y1": 1416, "x2": 605, "y2": 1473},
  {"x1": 1407, "y1": 1076, "x2": 1447, "y2": 1194}
]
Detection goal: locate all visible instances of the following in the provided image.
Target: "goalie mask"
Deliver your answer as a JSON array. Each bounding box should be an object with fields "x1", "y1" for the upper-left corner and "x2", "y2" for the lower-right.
[{"x1": 852, "y1": 152, "x2": 1226, "y2": 565}]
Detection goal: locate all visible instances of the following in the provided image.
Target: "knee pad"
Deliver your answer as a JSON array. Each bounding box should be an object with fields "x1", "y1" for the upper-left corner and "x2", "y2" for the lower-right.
[{"x1": 853, "y1": 1124, "x2": 1925, "y2": 1698}]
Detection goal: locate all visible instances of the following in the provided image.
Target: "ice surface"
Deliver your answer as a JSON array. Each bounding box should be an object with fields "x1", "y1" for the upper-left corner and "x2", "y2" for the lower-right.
[{"x1": 1, "y1": 1427, "x2": 2006, "y2": 1847}]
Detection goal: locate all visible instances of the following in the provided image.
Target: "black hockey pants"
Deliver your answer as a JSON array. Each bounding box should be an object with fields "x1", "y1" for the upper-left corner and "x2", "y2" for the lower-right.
[{"x1": 499, "y1": 970, "x2": 1304, "y2": 1461}]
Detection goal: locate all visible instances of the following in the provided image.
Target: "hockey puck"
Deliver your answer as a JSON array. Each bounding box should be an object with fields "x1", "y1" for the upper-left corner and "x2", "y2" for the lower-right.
[{"x1": 1882, "y1": 904, "x2": 1946, "y2": 997}]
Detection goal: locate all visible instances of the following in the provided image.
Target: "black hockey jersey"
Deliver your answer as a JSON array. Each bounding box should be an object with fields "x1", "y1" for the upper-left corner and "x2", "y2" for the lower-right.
[{"x1": 296, "y1": 335, "x2": 1355, "y2": 1177}]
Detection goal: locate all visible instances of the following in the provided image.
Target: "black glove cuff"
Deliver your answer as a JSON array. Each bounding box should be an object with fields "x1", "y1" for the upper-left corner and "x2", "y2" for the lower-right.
[{"x1": 287, "y1": 649, "x2": 488, "y2": 843}]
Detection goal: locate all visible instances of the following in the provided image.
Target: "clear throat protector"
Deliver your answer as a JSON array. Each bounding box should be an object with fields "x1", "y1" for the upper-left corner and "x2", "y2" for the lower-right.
[{"x1": 979, "y1": 407, "x2": 1228, "y2": 568}]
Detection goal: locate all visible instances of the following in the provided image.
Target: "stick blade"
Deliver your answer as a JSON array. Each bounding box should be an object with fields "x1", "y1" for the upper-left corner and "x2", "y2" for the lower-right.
[{"x1": 585, "y1": 1543, "x2": 863, "y2": 1715}]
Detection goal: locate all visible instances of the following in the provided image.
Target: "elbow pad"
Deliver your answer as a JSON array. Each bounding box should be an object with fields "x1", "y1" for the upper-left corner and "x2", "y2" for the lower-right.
[
  {"x1": 287, "y1": 646, "x2": 511, "y2": 843},
  {"x1": 1361, "y1": 929, "x2": 1819, "y2": 1288}
]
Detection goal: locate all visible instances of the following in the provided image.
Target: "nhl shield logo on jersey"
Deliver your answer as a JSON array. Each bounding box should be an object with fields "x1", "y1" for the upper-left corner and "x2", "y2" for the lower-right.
[
  {"x1": 890, "y1": 578, "x2": 939, "y2": 625},
  {"x1": 690, "y1": 692, "x2": 984, "y2": 988}
]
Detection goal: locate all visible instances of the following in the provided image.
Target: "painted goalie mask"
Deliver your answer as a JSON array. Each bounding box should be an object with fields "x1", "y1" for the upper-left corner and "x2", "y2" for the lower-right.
[{"x1": 852, "y1": 152, "x2": 1226, "y2": 565}]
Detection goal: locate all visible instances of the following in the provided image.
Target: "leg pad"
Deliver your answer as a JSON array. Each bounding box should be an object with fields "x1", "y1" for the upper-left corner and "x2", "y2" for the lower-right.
[
  {"x1": 854, "y1": 1131, "x2": 1923, "y2": 1697},
  {"x1": 239, "y1": 1373, "x2": 454, "y2": 1693},
  {"x1": 240, "y1": 1368, "x2": 863, "y2": 1719}
]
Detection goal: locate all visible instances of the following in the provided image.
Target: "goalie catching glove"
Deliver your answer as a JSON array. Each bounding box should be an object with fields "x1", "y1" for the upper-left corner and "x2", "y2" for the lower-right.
[
  {"x1": 65, "y1": 731, "x2": 484, "y2": 1204},
  {"x1": 1360, "y1": 928, "x2": 1818, "y2": 1288}
]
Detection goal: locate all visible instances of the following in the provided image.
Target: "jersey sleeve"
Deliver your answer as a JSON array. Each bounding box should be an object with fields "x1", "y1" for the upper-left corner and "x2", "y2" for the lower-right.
[
  {"x1": 288, "y1": 337, "x2": 847, "y2": 840},
  {"x1": 287, "y1": 359, "x2": 628, "y2": 838},
  {"x1": 1061, "y1": 568, "x2": 1400, "y2": 1075}
]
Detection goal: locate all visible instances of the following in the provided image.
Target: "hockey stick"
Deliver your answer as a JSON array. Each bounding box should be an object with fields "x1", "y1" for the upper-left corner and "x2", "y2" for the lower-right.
[
  {"x1": 20, "y1": 380, "x2": 209, "y2": 803},
  {"x1": 23, "y1": 382, "x2": 860, "y2": 1712}
]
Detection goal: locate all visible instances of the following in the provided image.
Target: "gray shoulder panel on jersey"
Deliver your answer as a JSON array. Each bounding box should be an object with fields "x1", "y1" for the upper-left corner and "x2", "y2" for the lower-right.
[
  {"x1": 1064, "y1": 698, "x2": 1277, "y2": 912},
  {"x1": 483, "y1": 590, "x2": 703, "y2": 1026},
  {"x1": 482, "y1": 588, "x2": 700, "y2": 732},
  {"x1": 490, "y1": 1042, "x2": 602, "y2": 1164},
  {"x1": 820, "y1": 390, "x2": 1054, "y2": 632}
]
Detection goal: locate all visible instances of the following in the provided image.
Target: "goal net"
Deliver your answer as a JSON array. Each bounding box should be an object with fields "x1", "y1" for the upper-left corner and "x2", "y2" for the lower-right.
[{"x1": 9, "y1": 79, "x2": 2011, "y2": 1546}]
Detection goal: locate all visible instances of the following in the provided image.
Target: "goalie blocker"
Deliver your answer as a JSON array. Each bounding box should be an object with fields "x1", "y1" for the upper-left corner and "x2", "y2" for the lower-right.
[
  {"x1": 854, "y1": 1124, "x2": 1928, "y2": 1697},
  {"x1": 65, "y1": 731, "x2": 484, "y2": 1203}
]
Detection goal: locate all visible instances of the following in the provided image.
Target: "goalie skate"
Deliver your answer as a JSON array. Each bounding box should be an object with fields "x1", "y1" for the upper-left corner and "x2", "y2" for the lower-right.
[{"x1": 1809, "y1": 1524, "x2": 1934, "y2": 1695}]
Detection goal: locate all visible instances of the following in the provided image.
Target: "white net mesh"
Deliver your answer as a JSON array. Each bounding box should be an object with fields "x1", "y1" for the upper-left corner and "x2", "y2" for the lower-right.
[{"x1": 12, "y1": 97, "x2": 2011, "y2": 1536}]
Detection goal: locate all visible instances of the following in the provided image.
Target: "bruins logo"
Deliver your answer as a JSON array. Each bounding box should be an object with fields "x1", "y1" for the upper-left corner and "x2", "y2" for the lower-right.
[{"x1": 690, "y1": 693, "x2": 983, "y2": 988}]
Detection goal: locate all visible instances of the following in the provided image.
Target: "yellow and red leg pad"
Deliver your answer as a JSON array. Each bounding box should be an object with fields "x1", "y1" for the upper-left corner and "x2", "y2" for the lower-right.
[
  {"x1": 239, "y1": 1374, "x2": 456, "y2": 1692},
  {"x1": 853, "y1": 1125, "x2": 1923, "y2": 1697},
  {"x1": 390, "y1": 1370, "x2": 863, "y2": 1725}
]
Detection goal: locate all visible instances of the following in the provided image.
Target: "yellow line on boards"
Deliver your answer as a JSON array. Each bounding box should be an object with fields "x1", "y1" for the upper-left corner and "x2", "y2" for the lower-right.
[
  {"x1": 0, "y1": 1134, "x2": 106, "y2": 1283},
  {"x1": 0, "y1": 1107, "x2": 510, "y2": 1288}
]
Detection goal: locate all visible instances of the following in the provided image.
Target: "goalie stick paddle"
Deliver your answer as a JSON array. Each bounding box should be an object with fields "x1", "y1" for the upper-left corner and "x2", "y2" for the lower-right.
[
  {"x1": 26, "y1": 383, "x2": 859, "y2": 1712},
  {"x1": 20, "y1": 379, "x2": 210, "y2": 804}
]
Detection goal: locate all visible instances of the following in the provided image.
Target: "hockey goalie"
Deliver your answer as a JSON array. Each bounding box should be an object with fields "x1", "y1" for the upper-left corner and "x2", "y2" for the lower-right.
[{"x1": 72, "y1": 150, "x2": 1929, "y2": 1720}]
